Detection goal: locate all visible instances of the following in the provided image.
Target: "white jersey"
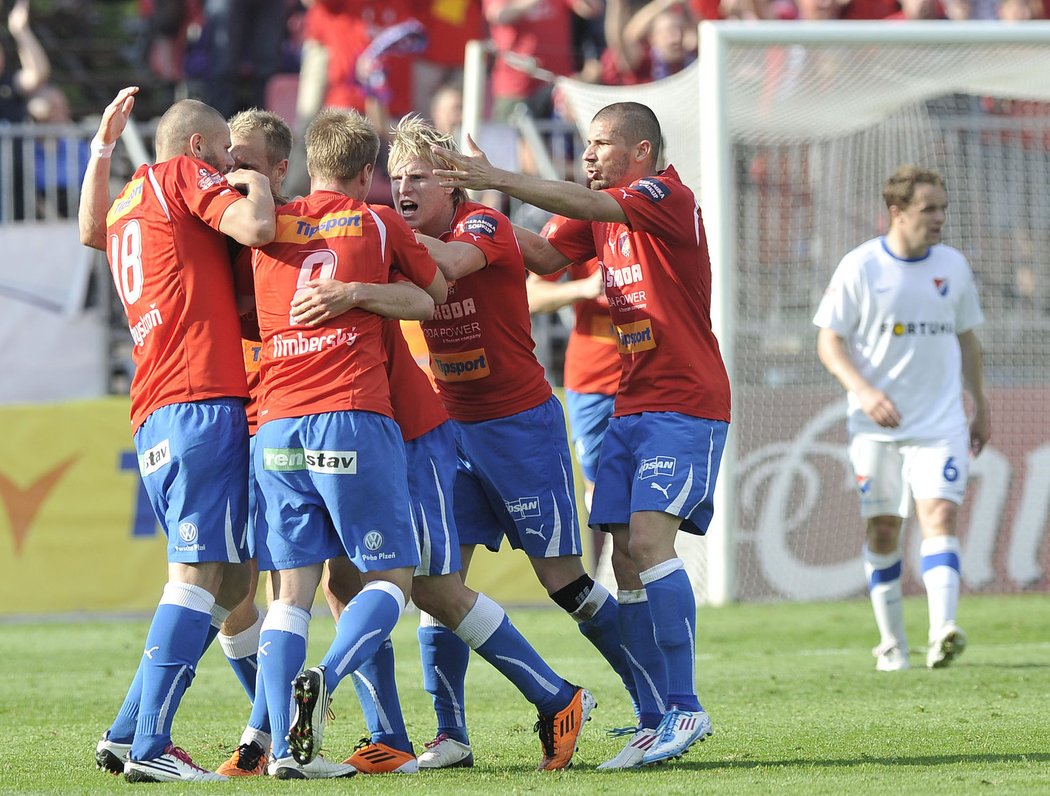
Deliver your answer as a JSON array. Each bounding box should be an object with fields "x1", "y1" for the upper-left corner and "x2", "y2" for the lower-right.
[{"x1": 813, "y1": 237, "x2": 984, "y2": 441}]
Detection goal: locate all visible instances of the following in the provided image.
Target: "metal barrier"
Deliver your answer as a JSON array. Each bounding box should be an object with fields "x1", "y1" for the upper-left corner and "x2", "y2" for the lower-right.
[{"x1": 0, "y1": 121, "x2": 98, "y2": 224}]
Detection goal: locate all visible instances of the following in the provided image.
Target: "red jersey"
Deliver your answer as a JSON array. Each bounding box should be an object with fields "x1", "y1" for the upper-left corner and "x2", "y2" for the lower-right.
[
  {"x1": 252, "y1": 190, "x2": 438, "y2": 423},
  {"x1": 105, "y1": 156, "x2": 247, "y2": 431},
  {"x1": 384, "y1": 320, "x2": 447, "y2": 441},
  {"x1": 422, "y1": 201, "x2": 552, "y2": 421},
  {"x1": 540, "y1": 215, "x2": 620, "y2": 396},
  {"x1": 419, "y1": 0, "x2": 484, "y2": 66},
  {"x1": 242, "y1": 338, "x2": 263, "y2": 434},
  {"x1": 545, "y1": 166, "x2": 731, "y2": 422}
]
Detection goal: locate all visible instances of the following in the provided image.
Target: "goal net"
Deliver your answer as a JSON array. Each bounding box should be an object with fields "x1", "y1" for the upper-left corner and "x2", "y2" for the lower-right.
[{"x1": 558, "y1": 22, "x2": 1050, "y2": 604}]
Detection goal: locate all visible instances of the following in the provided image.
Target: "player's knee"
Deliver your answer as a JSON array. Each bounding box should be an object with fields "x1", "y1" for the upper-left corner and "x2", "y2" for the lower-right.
[{"x1": 866, "y1": 516, "x2": 903, "y2": 552}]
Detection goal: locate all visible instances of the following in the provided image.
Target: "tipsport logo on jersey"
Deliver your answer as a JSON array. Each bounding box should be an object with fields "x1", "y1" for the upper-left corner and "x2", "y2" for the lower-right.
[{"x1": 275, "y1": 210, "x2": 364, "y2": 243}]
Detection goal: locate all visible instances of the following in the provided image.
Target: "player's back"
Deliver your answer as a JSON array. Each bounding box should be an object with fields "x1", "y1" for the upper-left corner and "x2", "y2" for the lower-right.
[
  {"x1": 253, "y1": 191, "x2": 401, "y2": 424},
  {"x1": 105, "y1": 156, "x2": 248, "y2": 430},
  {"x1": 424, "y1": 200, "x2": 552, "y2": 422}
]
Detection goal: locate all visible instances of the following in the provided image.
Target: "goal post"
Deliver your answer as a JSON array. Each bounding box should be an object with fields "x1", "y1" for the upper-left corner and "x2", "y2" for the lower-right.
[{"x1": 557, "y1": 22, "x2": 1050, "y2": 604}]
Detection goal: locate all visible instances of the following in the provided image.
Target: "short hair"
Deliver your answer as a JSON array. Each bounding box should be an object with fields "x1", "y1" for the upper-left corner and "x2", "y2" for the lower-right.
[
  {"x1": 883, "y1": 165, "x2": 944, "y2": 211},
  {"x1": 388, "y1": 114, "x2": 467, "y2": 205},
  {"x1": 229, "y1": 108, "x2": 293, "y2": 166},
  {"x1": 592, "y1": 102, "x2": 663, "y2": 169},
  {"x1": 154, "y1": 98, "x2": 227, "y2": 161},
  {"x1": 305, "y1": 108, "x2": 380, "y2": 181}
]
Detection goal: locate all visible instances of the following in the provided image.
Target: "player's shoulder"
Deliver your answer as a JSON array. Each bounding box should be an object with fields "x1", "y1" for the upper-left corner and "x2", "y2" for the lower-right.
[
  {"x1": 454, "y1": 201, "x2": 512, "y2": 242},
  {"x1": 837, "y1": 237, "x2": 884, "y2": 273},
  {"x1": 929, "y1": 242, "x2": 972, "y2": 271}
]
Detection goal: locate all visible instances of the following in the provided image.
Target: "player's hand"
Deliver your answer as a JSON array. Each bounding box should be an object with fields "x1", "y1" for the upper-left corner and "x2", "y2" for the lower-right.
[
  {"x1": 290, "y1": 279, "x2": 358, "y2": 326},
  {"x1": 969, "y1": 402, "x2": 990, "y2": 457},
  {"x1": 432, "y1": 135, "x2": 499, "y2": 191},
  {"x1": 857, "y1": 386, "x2": 900, "y2": 428},
  {"x1": 579, "y1": 268, "x2": 604, "y2": 301},
  {"x1": 95, "y1": 86, "x2": 139, "y2": 147},
  {"x1": 225, "y1": 168, "x2": 270, "y2": 197}
]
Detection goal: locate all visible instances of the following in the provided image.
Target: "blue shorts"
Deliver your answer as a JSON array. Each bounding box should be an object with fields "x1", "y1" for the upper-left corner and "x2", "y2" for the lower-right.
[
  {"x1": 407, "y1": 422, "x2": 462, "y2": 577},
  {"x1": 564, "y1": 390, "x2": 615, "y2": 483},
  {"x1": 133, "y1": 398, "x2": 249, "y2": 564},
  {"x1": 590, "y1": 412, "x2": 728, "y2": 535},
  {"x1": 253, "y1": 411, "x2": 418, "y2": 573},
  {"x1": 452, "y1": 395, "x2": 582, "y2": 558}
]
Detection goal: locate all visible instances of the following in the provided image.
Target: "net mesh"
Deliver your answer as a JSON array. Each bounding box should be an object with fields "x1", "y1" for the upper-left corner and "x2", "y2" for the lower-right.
[{"x1": 562, "y1": 29, "x2": 1050, "y2": 602}]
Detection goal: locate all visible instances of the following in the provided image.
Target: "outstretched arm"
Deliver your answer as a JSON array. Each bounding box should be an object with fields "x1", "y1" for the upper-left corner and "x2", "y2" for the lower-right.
[
  {"x1": 79, "y1": 86, "x2": 139, "y2": 250},
  {"x1": 816, "y1": 327, "x2": 901, "y2": 428},
  {"x1": 514, "y1": 224, "x2": 572, "y2": 276},
  {"x1": 958, "y1": 329, "x2": 990, "y2": 456},
  {"x1": 433, "y1": 137, "x2": 627, "y2": 224}
]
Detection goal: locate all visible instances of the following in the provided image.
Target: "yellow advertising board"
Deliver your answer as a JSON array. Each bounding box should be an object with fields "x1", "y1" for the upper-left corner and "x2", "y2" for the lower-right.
[{"x1": 0, "y1": 396, "x2": 590, "y2": 616}]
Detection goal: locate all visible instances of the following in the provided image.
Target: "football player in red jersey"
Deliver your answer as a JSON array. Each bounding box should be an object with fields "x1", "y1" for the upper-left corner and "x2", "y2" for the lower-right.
[
  {"x1": 436, "y1": 101, "x2": 731, "y2": 768},
  {"x1": 79, "y1": 87, "x2": 276, "y2": 782}
]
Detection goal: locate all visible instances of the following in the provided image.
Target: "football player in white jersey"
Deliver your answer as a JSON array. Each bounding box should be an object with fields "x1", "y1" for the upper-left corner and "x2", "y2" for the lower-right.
[{"x1": 813, "y1": 165, "x2": 990, "y2": 672}]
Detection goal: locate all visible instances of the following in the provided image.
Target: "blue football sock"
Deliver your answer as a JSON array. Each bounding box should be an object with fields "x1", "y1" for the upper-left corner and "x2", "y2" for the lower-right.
[
  {"x1": 259, "y1": 602, "x2": 311, "y2": 761},
  {"x1": 641, "y1": 559, "x2": 701, "y2": 712},
  {"x1": 246, "y1": 661, "x2": 271, "y2": 736},
  {"x1": 109, "y1": 602, "x2": 224, "y2": 744},
  {"x1": 320, "y1": 581, "x2": 405, "y2": 695},
  {"x1": 352, "y1": 639, "x2": 411, "y2": 752},
  {"x1": 617, "y1": 589, "x2": 667, "y2": 729},
  {"x1": 218, "y1": 611, "x2": 262, "y2": 703},
  {"x1": 456, "y1": 593, "x2": 575, "y2": 717},
  {"x1": 571, "y1": 581, "x2": 638, "y2": 706},
  {"x1": 418, "y1": 613, "x2": 470, "y2": 744},
  {"x1": 130, "y1": 583, "x2": 214, "y2": 761}
]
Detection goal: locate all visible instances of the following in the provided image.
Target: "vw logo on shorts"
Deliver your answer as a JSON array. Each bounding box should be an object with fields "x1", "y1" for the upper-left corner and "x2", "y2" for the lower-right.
[
  {"x1": 178, "y1": 521, "x2": 198, "y2": 543},
  {"x1": 364, "y1": 531, "x2": 384, "y2": 551}
]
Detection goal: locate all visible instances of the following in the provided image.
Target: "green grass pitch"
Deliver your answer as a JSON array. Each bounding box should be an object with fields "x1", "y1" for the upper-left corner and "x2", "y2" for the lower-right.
[{"x1": 1, "y1": 593, "x2": 1048, "y2": 794}]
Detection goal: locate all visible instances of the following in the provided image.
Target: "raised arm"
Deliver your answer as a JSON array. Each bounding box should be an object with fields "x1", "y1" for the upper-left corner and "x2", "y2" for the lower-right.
[
  {"x1": 958, "y1": 329, "x2": 990, "y2": 456},
  {"x1": 79, "y1": 86, "x2": 139, "y2": 250},
  {"x1": 434, "y1": 137, "x2": 628, "y2": 224},
  {"x1": 8, "y1": 0, "x2": 49, "y2": 95},
  {"x1": 816, "y1": 326, "x2": 901, "y2": 429}
]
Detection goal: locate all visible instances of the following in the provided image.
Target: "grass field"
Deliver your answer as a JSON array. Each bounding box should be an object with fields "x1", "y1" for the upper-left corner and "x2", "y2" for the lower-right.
[{"x1": 1, "y1": 593, "x2": 1048, "y2": 794}]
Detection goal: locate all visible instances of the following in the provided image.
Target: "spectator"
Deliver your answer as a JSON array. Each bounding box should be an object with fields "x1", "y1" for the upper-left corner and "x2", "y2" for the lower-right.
[
  {"x1": 884, "y1": 0, "x2": 947, "y2": 18},
  {"x1": 26, "y1": 83, "x2": 89, "y2": 219},
  {"x1": 999, "y1": 0, "x2": 1045, "y2": 19},
  {"x1": 484, "y1": 0, "x2": 599, "y2": 121},
  {"x1": 412, "y1": 0, "x2": 485, "y2": 119},
  {"x1": 0, "y1": 0, "x2": 49, "y2": 221},
  {"x1": 201, "y1": 0, "x2": 286, "y2": 117},
  {"x1": 602, "y1": 0, "x2": 698, "y2": 86}
]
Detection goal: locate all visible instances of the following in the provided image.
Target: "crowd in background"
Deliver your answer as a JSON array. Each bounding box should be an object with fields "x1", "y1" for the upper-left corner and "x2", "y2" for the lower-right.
[{"x1": 1, "y1": 0, "x2": 1049, "y2": 218}]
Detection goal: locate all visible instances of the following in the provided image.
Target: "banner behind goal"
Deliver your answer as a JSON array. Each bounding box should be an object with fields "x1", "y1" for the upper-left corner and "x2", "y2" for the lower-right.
[{"x1": 559, "y1": 22, "x2": 1050, "y2": 604}]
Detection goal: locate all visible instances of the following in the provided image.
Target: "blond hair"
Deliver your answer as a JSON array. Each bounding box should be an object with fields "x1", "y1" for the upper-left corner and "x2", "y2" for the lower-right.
[
  {"x1": 229, "y1": 108, "x2": 293, "y2": 166},
  {"x1": 388, "y1": 114, "x2": 467, "y2": 205},
  {"x1": 305, "y1": 108, "x2": 380, "y2": 181}
]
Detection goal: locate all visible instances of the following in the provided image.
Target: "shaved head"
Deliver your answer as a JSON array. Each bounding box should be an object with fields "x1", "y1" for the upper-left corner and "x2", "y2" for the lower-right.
[
  {"x1": 154, "y1": 99, "x2": 229, "y2": 162},
  {"x1": 592, "y1": 102, "x2": 663, "y2": 170}
]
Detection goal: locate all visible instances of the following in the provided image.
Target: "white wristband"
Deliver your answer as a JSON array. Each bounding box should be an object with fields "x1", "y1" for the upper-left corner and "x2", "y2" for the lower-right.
[{"x1": 90, "y1": 137, "x2": 115, "y2": 159}]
